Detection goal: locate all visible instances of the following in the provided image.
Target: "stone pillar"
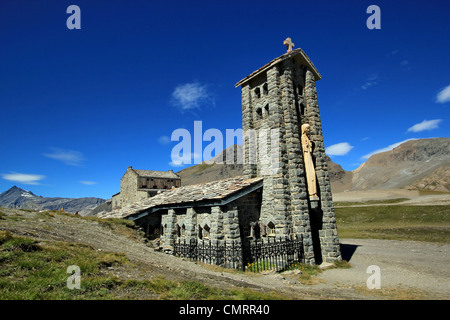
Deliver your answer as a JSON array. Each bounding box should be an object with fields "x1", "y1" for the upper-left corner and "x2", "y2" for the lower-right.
[
  {"x1": 222, "y1": 204, "x2": 243, "y2": 269},
  {"x1": 210, "y1": 206, "x2": 224, "y2": 243},
  {"x1": 304, "y1": 69, "x2": 341, "y2": 263},
  {"x1": 242, "y1": 84, "x2": 257, "y2": 178},
  {"x1": 185, "y1": 207, "x2": 197, "y2": 242},
  {"x1": 163, "y1": 209, "x2": 177, "y2": 253}
]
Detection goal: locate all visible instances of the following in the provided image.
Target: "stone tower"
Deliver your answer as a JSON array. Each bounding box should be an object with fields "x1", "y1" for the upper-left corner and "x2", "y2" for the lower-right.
[{"x1": 235, "y1": 39, "x2": 341, "y2": 264}]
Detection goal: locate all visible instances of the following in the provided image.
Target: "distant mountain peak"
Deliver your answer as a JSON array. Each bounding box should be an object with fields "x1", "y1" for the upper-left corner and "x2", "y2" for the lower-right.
[
  {"x1": 1, "y1": 185, "x2": 33, "y2": 196},
  {"x1": 0, "y1": 186, "x2": 106, "y2": 216}
]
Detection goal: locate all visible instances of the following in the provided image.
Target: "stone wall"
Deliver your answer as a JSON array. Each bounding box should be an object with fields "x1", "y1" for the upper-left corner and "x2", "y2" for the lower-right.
[
  {"x1": 159, "y1": 190, "x2": 263, "y2": 253},
  {"x1": 240, "y1": 56, "x2": 341, "y2": 264}
]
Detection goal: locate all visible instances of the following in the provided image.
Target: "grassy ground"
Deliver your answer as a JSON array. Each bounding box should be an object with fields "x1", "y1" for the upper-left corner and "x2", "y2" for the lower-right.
[
  {"x1": 335, "y1": 202, "x2": 450, "y2": 242},
  {"x1": 0, "y1": 228, "x2": 284, "y2": 300}
]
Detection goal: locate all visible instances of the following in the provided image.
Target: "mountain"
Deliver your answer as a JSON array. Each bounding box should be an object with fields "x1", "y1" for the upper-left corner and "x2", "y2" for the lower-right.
[
  {"x1": 177, "y1": 138, "x2": 450, "y2": 193},
  {"x1": 351, "y1": 138, "x2": 450, "y2": 192},
  {"x1": 0, "y1": 186, "x2": 106, "y2": 216},
  {"x1": 177, "y1": 145, "x2": 244, "y2": 186}
]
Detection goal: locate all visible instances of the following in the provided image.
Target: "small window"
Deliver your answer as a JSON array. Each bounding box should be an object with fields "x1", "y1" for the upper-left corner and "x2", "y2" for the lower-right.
[
  {"x1": 254, "y1": 87, "x2": 261, "y2": 99},
  {"x1": 262, "y1": 83, "x2": 268, "y2": 95},
  {"x1": 267, "y1": 222, "x2": 276, "y2": 236},
  {"x1": 256, "y1": 108, "x2": 262, "y2": 119},
  {"x1": 297, "y1": 85, "x2": 303, "y2": 96},
  {"x1": 264, "y1": 104, "x2": 269, "y2": 117},
  {"x1": 203, "y1": 225, "x2": 210, "y2": 239}
]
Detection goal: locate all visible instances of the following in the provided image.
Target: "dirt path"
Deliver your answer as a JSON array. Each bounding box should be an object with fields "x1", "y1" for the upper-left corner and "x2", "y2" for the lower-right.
[
  {"x1": 1, "y1": 209, "x2": 449, "y2": 300},
  {"x1": 333, "y1": 189, "x2": 450, "y2": 206}
]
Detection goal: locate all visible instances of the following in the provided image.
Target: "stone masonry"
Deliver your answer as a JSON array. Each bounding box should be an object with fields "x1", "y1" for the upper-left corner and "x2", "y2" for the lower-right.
[
  {"x1": 101, "y1": 40, "x2": 342, "y2": 266},
  {"x1": 235, "y1": 45, "x2": 341, "y2": 264}
]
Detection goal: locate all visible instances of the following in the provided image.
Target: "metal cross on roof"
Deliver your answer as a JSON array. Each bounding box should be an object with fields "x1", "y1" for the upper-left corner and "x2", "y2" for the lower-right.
[{"x1": 283, "y1": 37, "x2": 295, "y2": 53}]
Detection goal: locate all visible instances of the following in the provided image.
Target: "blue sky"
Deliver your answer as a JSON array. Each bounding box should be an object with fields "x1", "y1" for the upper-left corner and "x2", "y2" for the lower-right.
[{"x1": 0, "y1": 0, "x2": 449, "y2": 199}]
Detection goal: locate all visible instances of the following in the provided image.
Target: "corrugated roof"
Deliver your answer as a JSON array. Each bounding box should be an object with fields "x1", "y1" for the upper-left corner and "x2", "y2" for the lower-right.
[{"x1": 99, "y1": 176, "x2": 263, "y2": 219}]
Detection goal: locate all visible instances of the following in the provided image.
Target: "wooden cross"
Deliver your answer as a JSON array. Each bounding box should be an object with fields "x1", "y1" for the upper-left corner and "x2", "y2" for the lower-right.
[{"x1": 283, "y1": 37, "x2": 295, "y2": 53}]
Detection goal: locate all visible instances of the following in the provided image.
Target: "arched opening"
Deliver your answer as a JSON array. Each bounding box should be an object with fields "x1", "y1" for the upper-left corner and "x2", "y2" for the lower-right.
[
  {"x1": 254, "y1": 87, "x2": 261, "y2": 99},
  {"x1": 203, "y1": 224, "x2": 210, "y2": 239},
  {"x1": 256, "y1": 108, "x2": 262, "y2": 119},
  {"x1": 262, "y1": 83, "x2": 268, "y2": 95},
  {"x1": 267, "y1": 222, "x2": 276, "y2": 237}
]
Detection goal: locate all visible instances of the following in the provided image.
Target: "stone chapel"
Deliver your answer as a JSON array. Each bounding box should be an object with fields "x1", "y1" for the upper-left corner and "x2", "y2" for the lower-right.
[{"x1": 99, "y1": 39, "x2": 342, "y2": 266}]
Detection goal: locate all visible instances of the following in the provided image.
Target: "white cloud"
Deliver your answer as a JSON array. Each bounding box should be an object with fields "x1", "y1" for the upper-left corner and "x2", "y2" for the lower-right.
[
  {"x1": 171, "y1": 82, "x2": 211, "y2": 110},
  {"x1": 407, "y1": 119, "x2": 442, "y2": 133},
  {"x1": 2, "y1": 172, "x2": 46, "y2": 185},
  {"x1": 169, "y1": 161, "x2": 184, "y2": 168},
  {"x1": 361, "y1": 138, "x2": 417, "y2": 160},
  {"x1": 436, "y1": 85, "x2": 450, "y2": 103},
  {"x1": 158, "y1": 136, "x2": 171, "y2": 145},
  {"x1": 79, "y1": 180, "x2": 97, "y2": 185},
  {"x1": 43, "y1": 148, "x2": 85, "y2": 166},
  {"x1": 361, "y1": 74, "x2": 378, "y2": 90},
  {"x1": 325, "y1": 142, "x2": 354, "y2": 156}
]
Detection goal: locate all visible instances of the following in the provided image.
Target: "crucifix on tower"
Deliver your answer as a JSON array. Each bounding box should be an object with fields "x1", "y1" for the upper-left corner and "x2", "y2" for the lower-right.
[{"x1": 283, "y1": 37, "x2": 294, "y2": 52}]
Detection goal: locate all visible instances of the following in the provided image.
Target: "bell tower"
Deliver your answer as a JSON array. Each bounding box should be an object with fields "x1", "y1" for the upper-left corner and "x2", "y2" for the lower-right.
[{"x1": 235, "y1": 39, "x2": 341, "y2": 264}]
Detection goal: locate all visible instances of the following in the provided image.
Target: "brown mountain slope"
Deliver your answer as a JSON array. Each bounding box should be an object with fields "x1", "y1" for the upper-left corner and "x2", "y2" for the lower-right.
[
  {"x1": 177, "y1": 138, "x2": 450, "y2": 193},
  {"x1": 351, "y1": 138, "x2": 450, "y2": 191},
  {"x1": 176, "y1": 145, "x2": 347, "y2": 191}
]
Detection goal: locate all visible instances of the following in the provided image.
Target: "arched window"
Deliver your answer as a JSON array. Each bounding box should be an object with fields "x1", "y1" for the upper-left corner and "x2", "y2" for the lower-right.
[
  {"x1": 267, "y1": 222, "x2": 276, "y2": 237},
  {"x1": 203, "y1": 224, "x2": 210, "y2": 239},
  {"x1": 254, "y1": 87, "x2": 261, "y2": 99},
  {"x1": 256, "y1": 108, "x2": 262, "y2": 119},
  {"x1": 262, "y1": 83, "x2": 268, "y2": 95},
  {"x1": 264, "y1": 104, "x2": 269, "y2": 117}
]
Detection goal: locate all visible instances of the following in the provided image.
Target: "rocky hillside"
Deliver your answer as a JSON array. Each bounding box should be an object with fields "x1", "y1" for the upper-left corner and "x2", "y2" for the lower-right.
[
  {"x1": 0, "y1": 186, "x2": 106, "y2": 215},
  {"x1": 176, "y1": 144, "x2": 348, "y2": 191},
  {"x1": 177, "y1": 145, "x2": 243, "y2": 186},
  {"x1": 177, "y1": 138, "x2": 450, "y2": 193},
  {"x1": 351, "y1": 138, "x2": 450, "y2": 192}
]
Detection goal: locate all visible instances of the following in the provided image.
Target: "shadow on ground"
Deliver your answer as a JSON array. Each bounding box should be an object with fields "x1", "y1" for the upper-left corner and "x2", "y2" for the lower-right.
[{"x1": 340, "y1": 243, "x2": 359, "y2": 262}]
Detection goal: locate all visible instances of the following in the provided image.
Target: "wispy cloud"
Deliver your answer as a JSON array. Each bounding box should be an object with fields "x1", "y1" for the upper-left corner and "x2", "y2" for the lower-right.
[
  {"x1": 171, "y1": 82, "x2": 212, "y2": 111},
  {"x1": 325, "y1": 142, "x2": 354, "y2": 156},
  {"x1": 43, "y1": 148, "x2": 85, "y2": 166},
  {"x1": 158, "y1": 136, "x2": 171, "y2": 145},
  {"x1": 168, "y1": 161, "x2": 184, "y2": 168},
  {"x1": 79, "y1": 180, "x2": 97, "y2": 185},
  {"x1": 361, "y1": 138, "x2": 417, "y2": 160},
  {"x1": 2, "y1": 172, "x2": 46, "y2": 185},
  {"x1": 436, "y1": 85, "x2": 450, "y2": 103},
  {"x1": 361, "y1": 74, "x2": 378, "y2": 90},
  {"x1": 407, "y1": 119, "x2": 442, "y2": 133}
]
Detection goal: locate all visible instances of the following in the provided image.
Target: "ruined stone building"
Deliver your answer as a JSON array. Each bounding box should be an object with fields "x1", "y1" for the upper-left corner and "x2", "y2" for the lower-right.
[
  {"x1": 112, "y1": 166, "x2": 181, "y2": 210},
  {"x1": 101, "y1": 40, "x2": 341, "y2": 267}
]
